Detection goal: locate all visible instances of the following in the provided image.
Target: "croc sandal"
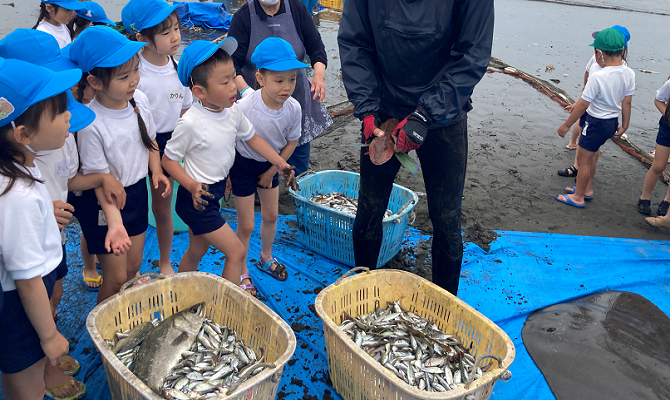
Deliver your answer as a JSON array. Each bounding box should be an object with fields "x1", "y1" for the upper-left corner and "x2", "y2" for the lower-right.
[
  {"x1": 563, "y1": 186, "x2": 593, "y2": 201},
  {"x1": 555, "y1": 194, "x2": 585, "y2": 208},
  {"x1": 57, "y1": 355, "x2": 80, "y2": 376},
  {"x1": 81, "y1": 273, "x2": 102, "y2": 292},
  {"x1": 256, "y1": 256, "x2": 288, "y2": 281},
  {"x1": 240, "y1": 273, "x2": 257, "y2": 297},
  {"x1": 44, "y1": 376, "x2": 87, "y2": 400},
  {"x1": 558, "y1": 165, "x2": 578, "y2": 177},
  {"x1": 566, "y1": 144, "x2": 578, "y2": 150}
]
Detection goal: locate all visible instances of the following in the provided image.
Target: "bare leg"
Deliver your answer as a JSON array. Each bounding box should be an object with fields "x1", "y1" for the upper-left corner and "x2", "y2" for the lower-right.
[
  {"x1": 640, "y1": 144, "x2": 670, "y2": 200},
  {"x1": 96, "y1": 251, "x2": 128, "y2": 303},
  {"x1": 201, "y1": 224, "x2": 245, "y2": 284},
  {"x1": 257, "y1": 187, "x2": 279, "y2": 262},
  {"x1": 150, "y1": 177, "x2": 175, "y2": 275},
  {"x1": 44, "y1": 361, "x2": 84, "y2": 398},
  {"x1": 234, "y1": 194, "x2": 255, "y2": 287},
  {"x1": 586, "y1": 149, "x2": 600, "y2": 196},
  {"x1": 81, "y1": 236, "x2": 101, "y2": 289},
  {"x1": 568, "y1": 122, "x2": 580, "y2": 148},
  {"x1": 50, "y1": 279, "x2": 63, "y2": 316},
  {"x1": 178, "y1": 229, "x2": 210, "y2": 273},
  {"x1": 124, "y1": 232, "x2": 146, "y2": 282},
  {"x1": 559, "y1": 147, "x2": 596, "y2": 205},
  {"x1": 2, "y1": 357, "x2": 47, "y2": 400}
]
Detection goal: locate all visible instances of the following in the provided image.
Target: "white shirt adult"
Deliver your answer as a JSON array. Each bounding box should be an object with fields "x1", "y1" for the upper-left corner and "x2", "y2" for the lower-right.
[
  {"x1": 0, "y1": 166, "x2": 62, "y2": 292},
  {"x1": 236, "y1": 89, "x2": 302, "y2": 162},
  {"x1": 36, "y1": 20, "x2": 71, "y2": 49},
  {"x1": 164, "y1": 102, "x2": 254, "y2": 184},
  {"x1": 78, "y1": 89, "x2": 157, "y2": 187},
  {"x1": 581, "y1": 65, "x2": 635, "y2": 119},
  {"x1": 656, "y1": 79, "x2": 670, "y2": 103},
  {"x1": 137, "y1": 53, "x2": 193, "y2": 134}
]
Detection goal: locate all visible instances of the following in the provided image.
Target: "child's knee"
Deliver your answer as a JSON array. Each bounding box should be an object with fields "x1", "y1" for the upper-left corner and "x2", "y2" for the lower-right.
[
  {"x1": 261, "y1": 210, "x2": 277, "y2": 225},
  {"x1": 237, "y1": 219, "x2": 255, "y2": 237},
  {"x1": 651, "y1": 162, "x2": 666, "y2": 175},
  {"x1": 227, "y1": 240, "x2": 246, "y2": 263},
  {"x1": 152, "y1": 204, "x2": 172, "y2": 220}
]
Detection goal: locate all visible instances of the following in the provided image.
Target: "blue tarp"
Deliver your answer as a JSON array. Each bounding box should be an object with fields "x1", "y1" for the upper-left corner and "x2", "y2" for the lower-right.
[
  {"x1": 3, "y1": 210, "x2": 669, "y2": 400},
  {"x1": 174, "y1": 2, "x2": 233, "y2": 31}
]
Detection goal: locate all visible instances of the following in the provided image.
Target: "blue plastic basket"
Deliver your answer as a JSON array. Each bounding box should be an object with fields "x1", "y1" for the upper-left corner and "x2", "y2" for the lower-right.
[{"x1": 289, "y1": 170, "x2": 418, "y2": 268}]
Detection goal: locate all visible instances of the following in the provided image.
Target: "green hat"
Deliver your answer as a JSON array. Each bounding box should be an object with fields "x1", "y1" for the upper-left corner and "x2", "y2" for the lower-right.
[{"x1": 590, "y1": 28, "x2": 625, "y2": 52}]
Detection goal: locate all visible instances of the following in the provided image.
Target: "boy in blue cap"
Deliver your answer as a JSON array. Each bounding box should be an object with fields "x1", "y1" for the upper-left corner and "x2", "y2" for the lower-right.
[
  {"x1": 33, "y1": 0, "x2": 87, "y2": 48},
  {"x1": 556, "y1": 28, "x2": 635, "y2": 208},
  {"x1": 162, "y1": 38, "x2": 294, "y2": 292}
]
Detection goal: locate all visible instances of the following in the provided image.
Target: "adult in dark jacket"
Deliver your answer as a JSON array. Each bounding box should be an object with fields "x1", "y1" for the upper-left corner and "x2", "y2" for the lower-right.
[
  {"x1": 338, "y1": 0, "x2": 494, "y2": 295},
  {"x1": 228, "y1": 0, "x2": 332, "y2": 176}
]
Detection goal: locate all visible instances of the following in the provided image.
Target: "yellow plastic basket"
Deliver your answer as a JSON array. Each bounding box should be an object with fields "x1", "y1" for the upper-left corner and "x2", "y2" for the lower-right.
[
  {"x1": 320, "y1": 0, "x2": 343, "y2": 9},
  {"x1": 86, "y1": 272, "x2": 296, "y2": 400},
  {"x1": 314, "y1": 269, "x2": 515, "y2": 400}
]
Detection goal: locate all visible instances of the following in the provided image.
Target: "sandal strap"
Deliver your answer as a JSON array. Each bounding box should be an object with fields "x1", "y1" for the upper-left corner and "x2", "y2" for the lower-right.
[{"x1": 240, "y1": 273, "x2": 252, "y2": 282}]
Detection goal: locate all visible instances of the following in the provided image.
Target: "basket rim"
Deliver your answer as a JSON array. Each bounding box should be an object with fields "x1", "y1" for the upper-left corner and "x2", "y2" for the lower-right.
[
  {"x1": 288, "y1": 170, "x2": 419, "y2": 222},
  {"x1": 85, "y1": 272, "x2": 297, "y2": 399},
  {"x1": 314, "y1": 269, "x2": 516, "y2": 399}
]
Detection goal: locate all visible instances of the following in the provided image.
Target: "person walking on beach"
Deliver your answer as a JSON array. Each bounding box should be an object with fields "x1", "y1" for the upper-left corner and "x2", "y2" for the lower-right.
[
  {"x1": 338, "y1": 0, "x2": 494, "y2": 295},
  {"x1": 556, "y1": 28, "x2": 634, "y2": 208}
]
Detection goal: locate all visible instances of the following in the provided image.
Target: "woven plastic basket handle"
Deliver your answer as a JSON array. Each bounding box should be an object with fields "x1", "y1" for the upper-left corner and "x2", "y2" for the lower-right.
[
  {"x1": 119, "y1": 273, "x2": 165, "y2": 295},
  {"x1": 464, "y1": 354, "x2": 505, "y2": 389},
  {"x1": 334, "y1": 267, "x2": 370, "y2": 285}
]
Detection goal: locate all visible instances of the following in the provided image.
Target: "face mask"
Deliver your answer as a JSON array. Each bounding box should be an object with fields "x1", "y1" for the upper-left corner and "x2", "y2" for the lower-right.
[
  {"x1": 9, "y1": 122, "x2": 37, "y2": 154},
  {"x1": 260, "y1": 0, "x2": 280, "y2": 5}
]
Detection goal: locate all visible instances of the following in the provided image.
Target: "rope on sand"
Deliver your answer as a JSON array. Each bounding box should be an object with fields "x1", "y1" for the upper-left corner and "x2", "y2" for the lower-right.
[{"x1": 487, "y1": 57, "x2": 670, "y2": 184}]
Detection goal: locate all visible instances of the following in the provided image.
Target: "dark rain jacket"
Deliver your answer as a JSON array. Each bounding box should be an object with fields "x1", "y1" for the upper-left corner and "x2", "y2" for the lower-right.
[{"x1": 337, "y1": 0, "x2": 494, "y2": 128}]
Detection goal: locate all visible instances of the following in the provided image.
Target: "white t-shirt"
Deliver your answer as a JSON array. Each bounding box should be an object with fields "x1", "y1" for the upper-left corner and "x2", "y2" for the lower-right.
[
  {"x1": 581, "y1": 65, "x2": 635, "y2": 119},
  {"x1": 236, "y1": 90, "x2": 302, "y2": 162},
  {"x1": 78, "y1": 90, "x2": 157, "y2": 187},
  {"x1": 585, "y1": 54, "x2": 628, "y2": 75},
  {"x1": 137, "y1": 53, "x2": 193, "y2": 134},
  {"x1": 656, "y1": 80, "x2": 670, "y2": 103},
  {"x1": 36, "y1": 20, "x2": 72, "y2": 49},
  {"x1": 164, "y1": 102, "x2": 255, "y2": 184},
  {"x1": 35, "y1": 135, "x2": 79, "y2": 204},
  {"x1": 0, "y1": 165, "x2": 62, "y2": 292}
]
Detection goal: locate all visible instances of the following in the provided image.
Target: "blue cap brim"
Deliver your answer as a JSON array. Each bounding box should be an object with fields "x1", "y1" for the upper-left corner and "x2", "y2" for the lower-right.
[
  {"x1": 93, "y1": 41, "x2": 145, "y2": 71},
  {"x1": 45, "y1": 0, "x2": 88, "y2": 11},
  {"x1": 99, "y1": 17, "x2": 116, "y2": 26},
  {"x1": 259, "y1": 59, "x2": 309, "y2": 72},
  {"x1": 66, "y1": 91, "x2": 95, "y2": 132},
  {"x1": 180, "y1": 38, "x2": 238, "y2": 86},
  {"x1": 34, "y1": 68, "x2": 82, "y2": 108},
  {"x1": 42, "y1": 54, "x2": 78, "y2": 72},
  {"x1": 140, "y1": 4, "x2": 180, "y2": 32}
]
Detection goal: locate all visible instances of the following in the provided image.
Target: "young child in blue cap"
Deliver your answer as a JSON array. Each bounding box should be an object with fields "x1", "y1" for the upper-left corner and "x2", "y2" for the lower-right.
[
  {"x1": 123, "y1": 0, "x2": 193, "y2": 276},
  {"x1": 162, "y1": 38, "x2": 294, "y2": 292},
  {"x1": 556, "y1": 28, "x2": 635, "y2": 208},
  {"x1": 33, "y1": 0, "x2": 87, "y2": 48},
  {"x1": 70, "y1": 1, "x2": 115, "y2": 39},
  {"x1": 68, "y1": 26, "x2": 169, "y2": 303},
  {"x1": 0, "y1": 57, "x2": 86, "y2": 400},
  {"x1": 230, "y1": 37, "x2": 308, "y2": 292}
]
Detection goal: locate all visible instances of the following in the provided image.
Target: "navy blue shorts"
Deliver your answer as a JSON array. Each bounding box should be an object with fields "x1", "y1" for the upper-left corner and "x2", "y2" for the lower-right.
[
  {"x1": 656, "y1": 116, "x2": 670, "y2": 148},
  {"x1": 149, "y1": 131, "x2": 173, "y2": 178},
  {"x1": 578, "y1": 112, "x2": 587, "y2": 128},
  {"x1": 175, "y1": 179, "x2": 227, "y2": 235},
  {"x1": 78, "y1": 178, "x2": 148, "y2": 254},
  {"x1": 229, "y1": 152, "x2": 278, "y2": 197},
  {"x1": 579, "y1": 115, "x2": 618, "y2": 152},
  {"x1": 55, "y1": 243, "x2": 68, "y2": 281},
  {"x1": 0, "y1": 268, "x2": 58, "y2": 374}
]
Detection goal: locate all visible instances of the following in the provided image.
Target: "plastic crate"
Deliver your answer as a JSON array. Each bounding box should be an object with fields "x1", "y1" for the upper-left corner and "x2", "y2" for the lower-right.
[
  {"x1": 86, "y1": 272, "x2": 296, "y2": 400},
  {"x1": 146, "y1": 178, "x2": 189, "y2": 233},
  {"x1": 320, "y1": 0, "x2": 344, "y2": 9},
  {"x1": 289, "y1": 170, "x2": 418, "y2": 268},
  {"x1": 315, "y1": 269, "x2": 515, "y2": 400}
]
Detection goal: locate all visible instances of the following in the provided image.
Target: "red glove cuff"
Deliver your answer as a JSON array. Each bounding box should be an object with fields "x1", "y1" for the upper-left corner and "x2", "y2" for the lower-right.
[
  {"x1": 392, "y1": 119, "x2": 421, "y2": 153},
  {"x1": 363, "y1": 115, "x2": 378, "y2": 142}
]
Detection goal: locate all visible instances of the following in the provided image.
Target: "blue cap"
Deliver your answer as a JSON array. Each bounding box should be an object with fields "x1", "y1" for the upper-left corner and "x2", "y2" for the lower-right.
[
  {"x1": 76, "y1": 1, "x2": 115, "y2": 26},
  {"x1": 177, "y1": 37, "x2": 238, "y2": 87},
  {"x1": 0, "y1": 29, "x2": 94, "y2": 132},
  {"x1": 592, "y1": 25, "x2": 631, "y2": 44},
  {"x1": 122, "y1": 0, "x2": 180, "y2": 35},
  {"x1": 66, "y1": 26, "x2": 145, "y2": 73},
  {"x1": 0, "y1": 57, "x2": 82, "y2": 126},
  {"x1": 251, "y1": 37, "x2": 308, "y2": 72},
  {"x1": 42, "y1": 0, "x2": 87, "y2": 11}
]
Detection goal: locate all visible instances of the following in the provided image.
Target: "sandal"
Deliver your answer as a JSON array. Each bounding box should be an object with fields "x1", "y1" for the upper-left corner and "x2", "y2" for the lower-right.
[
  {"x1": 558, "y1": 165, "x2": 578, "y2": 177},
  {"x1": 44, "y1": 376, "x2": 87, "y2": 400},
  {"x1": 240, "y1": 273, "x2": 257, "y2": 297},
  {"x1": 81, "y1": 272, "x2": 102, "y2": 292},
  {"x1": 256, "y1": 256, "x2": 288, "y2": 281},
  {"x1": 657, "y1": 200, "x2": 670, "y2": 216},
  {"x1": 563, "y1": 186, "x2": 593, "y2": 201},
  {"x1": 57, "y1": 355, "x2": 80, "y2": 376}
]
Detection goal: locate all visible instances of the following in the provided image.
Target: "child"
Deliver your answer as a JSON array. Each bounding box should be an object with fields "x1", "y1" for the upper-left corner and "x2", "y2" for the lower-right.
[
  {"x1": 0, "y1": 58, "x2": 87, "y2": 400},
  {"x1": 70, "y1": 1, "x2": 115, "y2": 39},
  {"x1": 123, "y1": 0, "x2": 193, "y2": 275},
  {"x1": 162, "y1": 38, "x2": 294, "y2": 289},
  {"x1": 231, "y1": 37, "x2": 306, "y2": 294},
  {"x1": 33, "y1": 0, "x2": 86, "y2": 48},
  {"x1": 559, "y1": 25, "x2": 631, "y2": 177},
  {"x1": 637, "y1": 78, "x2": 670, "y2": 216},
  {"x1": 68, "y1": 26, "x2": 170, "y2": 303},
  {"x1": 556, "y1": 28, "x2": 635, "y2": 208}
]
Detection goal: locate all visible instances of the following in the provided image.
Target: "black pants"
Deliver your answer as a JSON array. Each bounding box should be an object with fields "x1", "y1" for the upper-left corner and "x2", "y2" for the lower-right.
[{"x1": 353, "y1": 117, "x2": 468, "y2": 295}]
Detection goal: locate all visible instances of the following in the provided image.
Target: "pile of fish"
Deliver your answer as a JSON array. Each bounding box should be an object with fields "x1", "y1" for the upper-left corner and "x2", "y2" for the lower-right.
[
  {"x1": 107, "y1": 303, "x2": 274, "y2": 399},
  {"x1": 310, "y1": 191, "x2": 393, "y2": 218},
  {"x1": 339, "y1": 300, "x2": 488, "y2": 392}
]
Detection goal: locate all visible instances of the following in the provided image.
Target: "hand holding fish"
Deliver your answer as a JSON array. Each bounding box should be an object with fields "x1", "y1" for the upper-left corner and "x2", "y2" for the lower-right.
[
  {"x1": 279, "y1": 165, "x2": 300, "y2": 191},
  {"x1": 363, "y1": 115, "x2": 384, "y2": 143},
  {"x1": 41, "y1": 331, "x2": 69, "y2": 367},
  {"x1": 190, "y1": 182, "x2": 215, "y2": 211}
]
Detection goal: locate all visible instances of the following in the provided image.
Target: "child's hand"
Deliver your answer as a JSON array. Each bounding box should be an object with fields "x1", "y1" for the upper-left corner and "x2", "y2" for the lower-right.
[
  {"x1": 563, "y1": 104, "x2": 574, "y2": 113},
  {"x1": 614, "y1": 126, "x2": 627, "y2": 138},
  {"x1": 257, "y1": 170, "x2": 275, "y2": 189},
  {"x1": 152, "y1": 173, "x2": 171, "y2": 198},
  {"x1": 101, "y1": 175, "x2": 126, "y2": 210},
  {"x1": 105, "y1": 223, "x2": 131, "y2": 255},
  {"x1": 225, "y1": 176, "x2": 232, "y2": 194},
  {"x1": 41, "y1": 331, "x2": 69, "y2": 367},
  {"x1": 557, "y1": 123, "x2": 570, "y2": 138},
  {"x1": 53, "y1": 200, "x2": 74, "y2": 229},
  {"x1": 190, "y1": 182, "x2": 215, "y2": 211},
  {"x1": 279, "y1": 165, "x2": 300, "y2": 191}
]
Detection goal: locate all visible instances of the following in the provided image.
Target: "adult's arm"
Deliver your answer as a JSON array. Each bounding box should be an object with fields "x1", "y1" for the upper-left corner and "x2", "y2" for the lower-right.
[
  {"x1": 229, "y1": 4, "x2": 252, "y2": 78},
  {"x1": 416, "y1": 0, "x2": 495, "y2": 126},
  {"x1": 290, "y1": 0, "x2": 327, "y2": 67},
  {"x1": 337, "y1": 0, "x2": 380, "y2": 119}
]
